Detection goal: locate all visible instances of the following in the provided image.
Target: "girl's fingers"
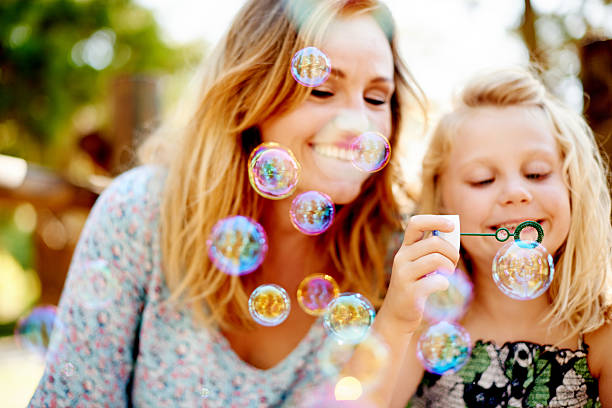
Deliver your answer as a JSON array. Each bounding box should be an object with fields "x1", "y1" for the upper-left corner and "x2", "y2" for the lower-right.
[
  {"x1": 402, "y1": 215, "x2": 456, "y2": 246},
  {"x1": 413, "y1": 272, "x2": 450, "y2": 302},
  {"x1": 396, "y1": 235, "x2": 460, "y2": 265},
  {"x1": 401, "y1": 252, "x2": 457, "y2": 281}
]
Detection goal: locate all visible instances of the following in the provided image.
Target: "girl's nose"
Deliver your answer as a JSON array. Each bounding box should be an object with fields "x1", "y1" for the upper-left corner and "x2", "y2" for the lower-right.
[{"x1": 499, "y1": 177, "x2": 533, "y2": 206}]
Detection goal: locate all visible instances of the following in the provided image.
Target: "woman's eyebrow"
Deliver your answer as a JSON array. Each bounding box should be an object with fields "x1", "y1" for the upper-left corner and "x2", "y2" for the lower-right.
[{"x1": 331, "y1": 67, "x2": 393, "y2": 85}]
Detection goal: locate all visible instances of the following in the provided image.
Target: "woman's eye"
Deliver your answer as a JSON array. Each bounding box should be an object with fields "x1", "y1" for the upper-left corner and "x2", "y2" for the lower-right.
[
  {"x1": 365, "y1": 97, "x2": 386, "y2": 106},
  {"x1": 311, "y1": 89, "x2": 333, "y2": 98}
]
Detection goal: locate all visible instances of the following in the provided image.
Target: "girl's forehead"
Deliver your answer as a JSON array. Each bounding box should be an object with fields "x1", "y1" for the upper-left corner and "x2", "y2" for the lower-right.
[{"x1": 447, "y1": 106, "x2": 561, "y2": 164}]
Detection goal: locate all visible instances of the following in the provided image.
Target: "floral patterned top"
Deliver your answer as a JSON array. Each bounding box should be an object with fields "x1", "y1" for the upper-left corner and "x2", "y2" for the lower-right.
[
  {"x1": 408, "y1": 339, "x2": 600, "y2": 408},
  {"x1": 27, "y1": 165, "x2": 340, "y2": 408}
]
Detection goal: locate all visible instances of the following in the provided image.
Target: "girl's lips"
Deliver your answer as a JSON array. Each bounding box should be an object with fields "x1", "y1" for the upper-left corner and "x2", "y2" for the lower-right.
[{"x1": 489, "y1": 219, "x2": 545, "y2": 233}]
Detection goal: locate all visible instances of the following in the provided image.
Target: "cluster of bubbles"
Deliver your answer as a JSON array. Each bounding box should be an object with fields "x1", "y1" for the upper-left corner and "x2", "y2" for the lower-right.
[
  {"x1": 417, "y1": 269, "x2": 473, "y2": 375},
  {"x1": 416, "y1": 220, "x2": 555, "y2": 376},
  {"x1": 202, "y1": 46, "x2": 392, "y2": 401}
]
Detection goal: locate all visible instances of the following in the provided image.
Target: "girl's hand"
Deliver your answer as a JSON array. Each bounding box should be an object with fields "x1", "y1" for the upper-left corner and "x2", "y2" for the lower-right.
[{"x1": 379, "y1": 214, "x2": 460, "y2": 334}]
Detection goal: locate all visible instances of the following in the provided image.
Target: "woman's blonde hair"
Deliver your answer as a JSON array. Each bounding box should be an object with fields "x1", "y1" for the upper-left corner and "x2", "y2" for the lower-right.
[
  {"x1": 138, "y1": 0, "x2": 426, "y2": 331},
  {"x1": 420, "y1": 67, "x2": 612, "y2": 339}
]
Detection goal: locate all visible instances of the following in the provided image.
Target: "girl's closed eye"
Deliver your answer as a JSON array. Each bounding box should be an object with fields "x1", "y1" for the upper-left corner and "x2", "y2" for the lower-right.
[
  {"x1": 526, "y1": 173, "x2": 549, "y2": 180},
  {"x1": 470, "y1": 178, "x2": 494, "y2": 186}
]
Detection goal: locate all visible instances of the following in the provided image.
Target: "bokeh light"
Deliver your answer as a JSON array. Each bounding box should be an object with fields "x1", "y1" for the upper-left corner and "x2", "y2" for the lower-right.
[{"x1": 334, "y1": 376, "x2": 362, "y2": 401}]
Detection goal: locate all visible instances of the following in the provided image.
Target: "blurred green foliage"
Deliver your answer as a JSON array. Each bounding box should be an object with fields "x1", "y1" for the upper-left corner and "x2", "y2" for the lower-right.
[{"x1": 0, "y1": 0, "x2": 203, "y2": 167}]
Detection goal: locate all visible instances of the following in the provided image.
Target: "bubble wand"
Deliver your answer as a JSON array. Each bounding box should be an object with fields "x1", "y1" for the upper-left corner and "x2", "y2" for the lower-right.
[{"x1": 460, "y1": 220, "x2": 544, "y2": 243}]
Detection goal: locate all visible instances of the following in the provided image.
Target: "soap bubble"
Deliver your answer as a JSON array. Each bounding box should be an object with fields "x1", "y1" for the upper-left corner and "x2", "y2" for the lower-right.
[
  {"x1": 297, "y1": 273, "x2": 339, "y2": 316},
  {"x1": 291, "y1": 46, "x2": 331, "y2": 87},
  {"x1": 492, "y1": 240, "x2": 554, "y2": 300},
  {"x1": 350, "y1": 132, "x2": 390, "y2": 173},
  {"x1": 323, "y1": 293, "x2": 375, "y2": 344},
  {"x1": 290, "y1": 191, "x2": 334, "y2": 235},
  {"x1": 14, "y1": 305, "x2": 62, "y2": 357},
  {"x1": 76, "y1": 259, "x2": 119, "y2": 310},
  {"x1": 417, "y1": 321, "x2": 471, "y2": 375},
  {"x1": 319, "y1": 332, "x2": 389, "y2": 390},
  {"x1": 248, "y1": 142, "x2": 300, "y2": 200},
  {"x1": 207, "y1": 216, "x2": 268, "y2": 276},
  {"x1": 424, "y1": 268, "x2": 473, "y2": 323},
  {"x1": 248, "y1": 284, "x2": 291, "y2": 326}
]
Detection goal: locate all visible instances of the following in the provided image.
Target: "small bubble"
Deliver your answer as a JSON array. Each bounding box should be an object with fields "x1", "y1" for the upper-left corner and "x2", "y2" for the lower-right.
[
  {"x1": 424, "y1": 268, "x2": 473, "y2": 323},
  {"x1": 290, "y1": 191, "x2": 334, "y2": 235},
  {"x1": 248, "y1": 284, "x2": 291, "y2": 326},
  {"x1": 14, "y1": 306, "x2": 62, "y2": 357},
  {"x1": 207, "y1": 216, "x2": 268, "y2": 276},
  {"x1": 323, "y1": 293, "x2": 375, "y2": 344},
  {"x1": 350, "y1": 132, "x2": 391, "y2": 173},
  {"x1": 291, "y1": 47, "x2": 331, "y2": 87},
  {"x1": 297, "y1": 274, "x2": 339, "y2": 316},
  {"x1": 417, "y1": 321, "x2": 471, "y2": 375},
  {"x1": 248, "y1": 142, "x2": 300, "y2": 199}
]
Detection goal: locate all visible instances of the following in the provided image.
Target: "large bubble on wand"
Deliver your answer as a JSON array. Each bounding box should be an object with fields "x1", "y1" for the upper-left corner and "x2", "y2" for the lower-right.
[
  {"x1": 492, "y1": 239, "x2": 554, "y2": 300},
  {"x1": 291, "y1": 46, "x2": 331, "y2": 87},
  {"x1": 248, "y1": 284, "x2": 291, "y2": 326},
  {"x1": 417, "y1": 321, "x2": 471, "y2": 375},
  {"x1": 290, "y1": 191, "x2": 335, "y2": 235},
  {"x1": 323, "y1": 292, "x2": 375, "y2": 344},
  {"x1": 350, "y1": 132, "x2": 391, "y2": 173},
  {"x1": 248, "y1": 142, "x2": 300, "y2": 200},
  {"x1": 207, "y1": 216, "x2": 268, "y2": 276}
]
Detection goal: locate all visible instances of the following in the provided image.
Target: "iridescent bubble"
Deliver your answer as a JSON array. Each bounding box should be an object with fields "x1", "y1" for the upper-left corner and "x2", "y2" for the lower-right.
[
  {"x1": 14, "y1": 305, "x2": 62, "y2": 357},
  {"x1": 297, "y1": 273, "x2": 339, "y2": 316},
  {"x1": 350, "y1": 132, "x2": 390, "y2": 173},
  {"x1": 248, "y1": 142, "x2": 300, "y2": 199},
  {"x1": 207, "y1": 216, "x2": 268, "y2": 276},
  {"x1": 319, "y1": 332, "x2": 389, "y2": 391},
  {"x1": 77, "y1": 259, "x2": 119, "y2": 309},
  {"x1": 61, "y1": 361, "x2": 76, "y2": 378},
  {"x1": 492, "y1": 240, "x2": 554, "y2": 300},
  {"x1": 424, "y1": 268, "x2": 473, "y2": 323},
  {"x1": 290, "y1": 46, "x2": 331, "y2": 87},
  {"x1": 248, "y1": 284, "x2": 291, "y2": 326},
  {"x1": 290, "y1": 191, "x2": 335, "y2": 235},
  {"x1": 323, "y1": 293, "x2": 375, "y2": 344},
  {"x1": 417, "y1": 321, "x2": 471, "y2": 375}
]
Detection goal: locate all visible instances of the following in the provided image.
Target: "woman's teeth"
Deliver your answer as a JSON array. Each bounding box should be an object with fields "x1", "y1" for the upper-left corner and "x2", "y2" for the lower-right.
[{"x1": 313, "y1": 144, "x2": 354, "y2": 161}]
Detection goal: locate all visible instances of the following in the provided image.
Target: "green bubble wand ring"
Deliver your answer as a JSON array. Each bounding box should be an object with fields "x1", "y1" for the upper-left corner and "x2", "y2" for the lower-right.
[{"x1": 460, "y1": 220, "x2": 544, "y2": 244}]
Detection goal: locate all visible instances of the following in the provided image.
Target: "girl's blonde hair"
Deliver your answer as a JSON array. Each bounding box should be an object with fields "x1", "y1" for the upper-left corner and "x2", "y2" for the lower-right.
[
  {"x1": 138, "y1": 0, "x2": 426, "y2": 331},
  {"x1": 420, "y1": 68, "x2": 612, "y2": 339}
]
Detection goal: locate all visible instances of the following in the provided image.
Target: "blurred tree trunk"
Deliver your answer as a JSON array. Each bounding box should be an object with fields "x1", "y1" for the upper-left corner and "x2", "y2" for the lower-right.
[
  {"x1": 518, "y1": 0, "x2": 543, "y2": 67},
  {"x1": 580, "y1": 39, "x2": 612, "y2": 164}
]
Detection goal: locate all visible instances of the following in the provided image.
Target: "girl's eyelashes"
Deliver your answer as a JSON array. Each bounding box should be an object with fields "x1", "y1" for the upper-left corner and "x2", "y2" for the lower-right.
[
  {"x1": 310, "y1": 89, "x2": 388, "y2": 105},
  {"x1": 469, "y1": 178, "x2": 494, "y2": 187},
  {"x1": 526, "y1": 173, "x2": 549, "y2": 180}
]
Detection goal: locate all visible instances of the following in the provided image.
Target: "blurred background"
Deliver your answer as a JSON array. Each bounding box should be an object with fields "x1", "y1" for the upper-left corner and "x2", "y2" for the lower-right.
[{"x1": 1, "y1": 0, "x2": 611, "y2": 406}]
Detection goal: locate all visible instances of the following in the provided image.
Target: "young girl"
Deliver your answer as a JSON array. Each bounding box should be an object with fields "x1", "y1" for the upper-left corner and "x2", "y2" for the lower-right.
[
  {"x1": 27, "y1": 0, "x2": 454, "y2": 406},
  {"x1": 398, "y1": 68, "x2": 612, "y2": 407}
]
